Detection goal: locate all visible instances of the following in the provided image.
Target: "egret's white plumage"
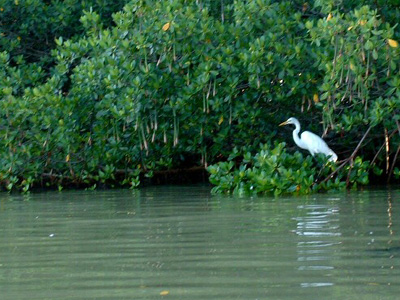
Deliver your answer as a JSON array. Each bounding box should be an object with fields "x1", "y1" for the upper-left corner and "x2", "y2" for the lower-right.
[{"x1": 279, "y1": 117, "x2": 338, "y2": 162}]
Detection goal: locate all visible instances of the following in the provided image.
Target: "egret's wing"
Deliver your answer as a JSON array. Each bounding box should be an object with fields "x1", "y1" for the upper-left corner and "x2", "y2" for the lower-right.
[{"x1": 301, "y1": 131, "x2": 331, "y2": 156}]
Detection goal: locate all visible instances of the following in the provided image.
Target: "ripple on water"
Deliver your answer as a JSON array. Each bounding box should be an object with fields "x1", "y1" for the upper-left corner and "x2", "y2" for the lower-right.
[{"x1": 1, "y1": 187, "x2": 400, "y2": 299}]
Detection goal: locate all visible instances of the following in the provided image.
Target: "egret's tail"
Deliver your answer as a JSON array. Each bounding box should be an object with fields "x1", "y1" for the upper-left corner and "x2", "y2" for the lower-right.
[{"x1": 328, "y1": 150, "x2": 338, "y2": 163}]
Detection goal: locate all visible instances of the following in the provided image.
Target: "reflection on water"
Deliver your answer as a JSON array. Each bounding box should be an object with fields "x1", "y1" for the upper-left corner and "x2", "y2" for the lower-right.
[
  {"x1": 295, "y1": 203, "x2": 341, "y2": 289},
  {"x1": 0, "y1": 186, "x2": 400, "y2": 299}
]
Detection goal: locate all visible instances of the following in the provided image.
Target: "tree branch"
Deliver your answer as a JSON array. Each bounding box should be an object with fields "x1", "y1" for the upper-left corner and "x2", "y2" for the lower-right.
[
  {"x1": 320, "y1": 126, "x2": 372, "y2": 185},
  {"x1": 387, "y1": 120, "x2": 400, "y2": 182}
]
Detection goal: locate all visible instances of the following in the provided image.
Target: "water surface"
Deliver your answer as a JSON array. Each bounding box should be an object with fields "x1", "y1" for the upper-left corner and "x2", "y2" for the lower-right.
[{"x1": 0, "y1": 186, "x2": 399, "y2": 299}]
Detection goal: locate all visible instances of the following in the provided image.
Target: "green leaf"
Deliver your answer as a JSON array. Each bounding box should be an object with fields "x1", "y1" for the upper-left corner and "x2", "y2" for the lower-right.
[
  {"x1": 364, "y1": 40, "x2": 374, "y2": 50},
  {"x1": 372, "y1": 49, "x2": 378, "y2": 60}
]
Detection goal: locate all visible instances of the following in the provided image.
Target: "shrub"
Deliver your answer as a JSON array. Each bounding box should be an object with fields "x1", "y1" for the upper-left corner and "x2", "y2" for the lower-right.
[{"x1": 208, "y1": 143, "x2": 370, "y2": 196}]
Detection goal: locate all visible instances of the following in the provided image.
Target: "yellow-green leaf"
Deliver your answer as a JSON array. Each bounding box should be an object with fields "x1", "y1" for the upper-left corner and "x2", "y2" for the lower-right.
[
  {"x1": 326, "y1": 13, "x2": 332, "y2": 21},
  {"x1": 160, "y1": 290, "x2": 169, "y2": 296},
  {"x1": 388, "y1": 39, "x2": 398, "y2": 48},
  {"x1": 162, "y1": 22, "x2": 170, "y2": 31}
]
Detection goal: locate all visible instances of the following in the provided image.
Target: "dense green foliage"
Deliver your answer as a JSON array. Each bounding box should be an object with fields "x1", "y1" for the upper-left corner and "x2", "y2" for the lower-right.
[
  {"x1": 0, "y1": 0, "x2": 399, "y2": 193},
  {"x1": 208, "y1": 143, "x2": 370, "y2": 196},
  {"x1": 0, "y1": 0, "x2": 128, "y2": 65}
]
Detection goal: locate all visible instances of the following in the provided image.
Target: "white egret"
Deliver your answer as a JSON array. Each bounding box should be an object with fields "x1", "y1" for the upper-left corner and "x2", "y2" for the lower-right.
[{"x1": 279, "y1": 117, "x2": 338, "y2": 162}]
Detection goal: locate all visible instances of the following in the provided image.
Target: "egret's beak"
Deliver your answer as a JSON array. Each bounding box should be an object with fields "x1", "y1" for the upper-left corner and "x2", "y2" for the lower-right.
[{"x1": 279, "y1": 120, "x2": 289, "y2": 126}]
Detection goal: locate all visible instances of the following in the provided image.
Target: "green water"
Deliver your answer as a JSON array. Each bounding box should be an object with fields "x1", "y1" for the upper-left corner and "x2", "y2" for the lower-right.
[{"x1": 0, "y1": 186, "x2": 399, "y2": 299}]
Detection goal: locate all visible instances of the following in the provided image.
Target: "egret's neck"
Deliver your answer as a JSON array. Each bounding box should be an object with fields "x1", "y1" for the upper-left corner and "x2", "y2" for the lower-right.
[{"x1": 292, "y1": 120, "x2": 307, "y2": 149}]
